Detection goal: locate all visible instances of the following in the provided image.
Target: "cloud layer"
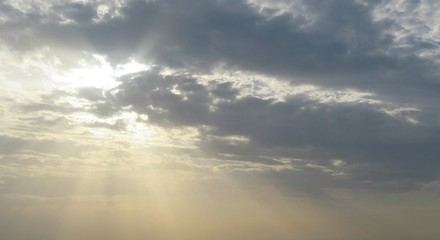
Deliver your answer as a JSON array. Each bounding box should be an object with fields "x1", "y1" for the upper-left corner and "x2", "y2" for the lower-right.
[
  {"x1": 2, "y1": 1, "x2": 440, "y2": 239},
  {"x1": 0, "y1": 0, "x2": 440, "y2": 207}
]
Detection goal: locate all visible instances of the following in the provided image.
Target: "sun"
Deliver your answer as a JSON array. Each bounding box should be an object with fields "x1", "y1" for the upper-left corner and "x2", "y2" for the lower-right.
[
  {"x1": 56, "y1": 54, "x2": 149, "y2": 90},
  {"x1": 51, "y1": 54, "x2": 157, "y2": 144}
]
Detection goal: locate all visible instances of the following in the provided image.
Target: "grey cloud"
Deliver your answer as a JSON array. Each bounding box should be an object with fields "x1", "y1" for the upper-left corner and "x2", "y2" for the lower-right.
[
  {"x1": 2, "y1": 0, "x2": 440, "y2": 191},
  {"x1": 21, "y1": 103, "x2": 80, "y2": 114},
  {"x1": 79, "y1": 0, "x2": 438, "y2": 101},
  {"x1": 0, "y1": 2, "x2": 23, "y2": 22},
  {"x1": 77, "y1": 87, "x2": 106, "y2": 102},
  {"x1": 85, "y1": 119, "x2": 127, "y2": 131},
  {"x1": 0, "y1": 135, "x2": 27, "y2": 155},
  {"x1": 79, "y1": 70, "x2": 440, "y2": 189},
  {"x1": 52, "y1": 2, "x2": 97, "y2": 24},
  {"x1": 2, "y1": 0, "x2": 439, "y2": 102},
  {"x1": 0, "y1": 135, "x2": 97, "y2": 158},
  {"x1": 197, "y1": 135, "x2": 281, "y2": 165},
  {"x1": 208, "y1": 96, "x2": 440, "y2": 184},
  {"x1": 17, "y1": 115, "x2": 71, "y2": 131},
  {"x1": 210, "y1": 82, "x2": 239, "y2": 100},
  {"x1": 104, "y1": 69, "x2": 212, "y2": 127}
]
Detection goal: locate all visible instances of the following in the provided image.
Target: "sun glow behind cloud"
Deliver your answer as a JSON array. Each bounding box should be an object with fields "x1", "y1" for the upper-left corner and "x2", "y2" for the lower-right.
[
  {"x1": 54, "y1": 55, "x2": 150, "y2": 90},
  {"x1": 1, "y1": 0, "x2": 440, "y2": 239}
]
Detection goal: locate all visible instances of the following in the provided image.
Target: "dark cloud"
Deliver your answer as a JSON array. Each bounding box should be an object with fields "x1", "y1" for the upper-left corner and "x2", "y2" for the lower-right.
[
  {"x1": 103, "y1": 69, "x2": 212, "y2": 127},
  {"x1": 68, "y1": 1, "x2": 439, "y2": 100},
  {"x1": 2, "y1": 0, "x2": 439, "y2": 100},
  {"x1": 2, "y1": 0, "x2": 440, "y2": 191},
  {"x1": 52, "y1": 2, "x2": 97, "y2": 24},
  {"x1": 207, "y1": 95, "x2": 440, "y2": 185},
  {"x1": 77, "y1": 70, "x2": 440, "y2": 190},
  {"x1": 210, "y1": 82, "x2": 239, "y2": 100}
]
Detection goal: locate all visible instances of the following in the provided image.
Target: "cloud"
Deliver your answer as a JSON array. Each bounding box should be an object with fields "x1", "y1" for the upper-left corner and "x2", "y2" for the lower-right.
[
  {"x1": 4, "y1": 2, "x2": 440, "y2": 239},
  {"x1": 1, "y1": 0, "x2": 440, "y2": 192},
  {"x1": 0, "y1": 135, "x2": 98, "y2": 158},
  {"x1": 2, "y1": 0, "x2": 439, "y2": 106},
  {"x1": 73, "y1": 69, "x2": 440, "y2": 190},
  {"x1": 99, "y1": 69, "x2": 212, "y2": 126}
]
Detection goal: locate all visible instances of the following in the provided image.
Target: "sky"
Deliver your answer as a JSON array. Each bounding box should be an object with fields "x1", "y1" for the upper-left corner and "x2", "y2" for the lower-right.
[{"x1": 1, "y1": 0, "x2": 440, "y2": 239}]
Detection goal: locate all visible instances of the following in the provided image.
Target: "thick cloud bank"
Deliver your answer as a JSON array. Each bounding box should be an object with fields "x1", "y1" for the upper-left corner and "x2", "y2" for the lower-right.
[
  {"x1": 1, "y1": 0, "x2": 440, "y2": 192},
  {"x1": 72, "y1": 68, "x2": 440, "y2": 190}
]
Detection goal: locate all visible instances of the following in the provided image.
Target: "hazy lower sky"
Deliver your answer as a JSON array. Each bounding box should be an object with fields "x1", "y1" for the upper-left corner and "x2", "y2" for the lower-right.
[{"x1": 1, "y1": 0, "x2": 440, "y2": 239}]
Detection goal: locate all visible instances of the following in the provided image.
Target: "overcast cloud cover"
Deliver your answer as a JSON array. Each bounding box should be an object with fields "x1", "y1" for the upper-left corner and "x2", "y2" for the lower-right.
[{"x1": 1, "y1": 0, "x2": 440, "y2": 239}]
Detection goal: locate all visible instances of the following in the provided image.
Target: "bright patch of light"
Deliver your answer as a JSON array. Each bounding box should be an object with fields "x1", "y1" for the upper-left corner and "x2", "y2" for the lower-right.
[
  {"x1": 70, "y1": 112, "x2": 100, "y2": 123},
  {"x1": 331, "y1": 159, "x2": 346, "y2": 167},
  {"x1": 56, "y1": 55, "x2": 150, "y2": 90},
  {"x1": 199, "y1": 67, "x2": 381, "y2": 104},
  {"x1": 122, "y1": 112, "x2": 155, "y2": 144},
  {"x1": 381, "y1": 107, "x2": 421, "y2": 125},
  {"x1": 56, "y1": 55, "x2": 117, "y2": 89},
  {"x1": 115, "y1": 59, "x2": 150, "y2": 77}
]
